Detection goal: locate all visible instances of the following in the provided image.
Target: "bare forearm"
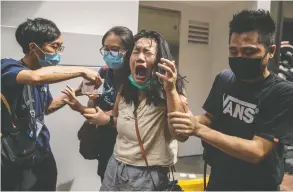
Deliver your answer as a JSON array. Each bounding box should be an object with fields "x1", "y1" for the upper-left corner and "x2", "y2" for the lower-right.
[
  {"x1": 46, "y1": 95, "x2": 67, "y2": 115},
  {"x1": 198, "y1": 124, "x2": 267, "y2": 164},
  {"x1": 167, "y1": 90, "x2": 185, "y2": 113},
  {"x1": 17, "y1": 66, "x2": 87, "y2": 85},
  {"x1": 194, "y1": 113, "x2": 212, "y2": 127},
  {"x1": 167, "y1": 90, "x2": 188, "y2": 142},
  {"x1": 78, "y1": 106, "x2": 97, "y2": 114}
]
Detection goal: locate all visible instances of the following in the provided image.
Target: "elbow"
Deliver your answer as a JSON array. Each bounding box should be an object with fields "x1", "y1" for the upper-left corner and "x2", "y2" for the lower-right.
[
  {"x1": 16, "y1": 71, "x2": 43, "y2": 85},
  {"x1": 31, "y1": 73, "x2": 43, "y2": 85},
  {"x1": 248, "y1": 151, "x2": 266, "y2": 164}
]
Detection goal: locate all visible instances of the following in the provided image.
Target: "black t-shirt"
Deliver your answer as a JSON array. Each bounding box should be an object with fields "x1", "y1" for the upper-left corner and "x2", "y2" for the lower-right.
[
  {"x1": 203, "y1": 70, "x2": 293, "y2": 191},
  {"x1": 95, "y1": 66, "x2": 121, "y2": 177}
]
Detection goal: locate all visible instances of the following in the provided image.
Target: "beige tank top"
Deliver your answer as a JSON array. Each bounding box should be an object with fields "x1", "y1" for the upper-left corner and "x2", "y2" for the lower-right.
[{"x1": 114, "y1": 97, "x2": 178, "y2": 166}]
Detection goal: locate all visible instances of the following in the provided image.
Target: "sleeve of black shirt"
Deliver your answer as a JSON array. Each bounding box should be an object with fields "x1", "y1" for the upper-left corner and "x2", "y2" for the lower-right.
[
  {"x1": 255, "y1": 82, "x2": 293, "y2": 146},
  {"x1": 202, "y1": 73, "x2": 221, "y2": 116}
]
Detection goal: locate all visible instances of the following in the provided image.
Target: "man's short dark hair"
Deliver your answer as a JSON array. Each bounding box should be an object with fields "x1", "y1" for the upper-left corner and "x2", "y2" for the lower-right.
[
  {"x1": 229, "y1": 9, "x2": 276, "y2": 47},
  {"x1": 15, "y1": 18, "x2": 61, "y2": 54}
]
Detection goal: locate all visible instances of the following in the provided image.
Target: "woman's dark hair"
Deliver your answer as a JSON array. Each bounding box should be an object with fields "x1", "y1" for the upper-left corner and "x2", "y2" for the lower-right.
[
  {"x1": 102, "y1": 26, "x2": 134, "y2": 51},
  {"x1": 15, "y1": 18, "x2": 61, "y2": 54},
  {"x1": 121, "y1": 30, "x2": 186, "y2": 107}
]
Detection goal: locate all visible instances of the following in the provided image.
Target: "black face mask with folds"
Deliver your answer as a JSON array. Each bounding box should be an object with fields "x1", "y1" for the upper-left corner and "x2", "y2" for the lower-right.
[{"x1": 229, "y1": 53, "x2": 268, "y2": 80}]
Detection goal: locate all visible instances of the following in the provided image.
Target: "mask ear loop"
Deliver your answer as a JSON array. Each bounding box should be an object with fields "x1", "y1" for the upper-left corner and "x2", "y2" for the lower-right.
[
  {"x1": 261, "y1": 47, "x2": 273, "y2": 65},
  {"x1": 33, "y1": 43, "x2": 60, "y2": 56},
  {"x1": 33, "y1": 43, "x2": 46, "y2": 54}
]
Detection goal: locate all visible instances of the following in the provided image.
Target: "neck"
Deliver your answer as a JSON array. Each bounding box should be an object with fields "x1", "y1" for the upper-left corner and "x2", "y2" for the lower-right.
[
  {"x1": 21, "y1": 55, "x2": 40, "y2": 70},
  {"x1": 242, "y1": 67, "x2": 270, "y2": 83}
]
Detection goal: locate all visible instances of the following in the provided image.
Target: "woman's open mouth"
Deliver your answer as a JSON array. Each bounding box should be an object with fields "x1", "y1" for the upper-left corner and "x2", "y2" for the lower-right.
[{"x1": 134, "y1": 65, "x2": 148, "y2": 83}]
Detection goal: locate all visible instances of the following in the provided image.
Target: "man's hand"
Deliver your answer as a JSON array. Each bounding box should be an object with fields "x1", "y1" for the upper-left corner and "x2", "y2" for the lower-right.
[
  {"x1": 86, "y1": 94, "x2": 100, "y2": 100},
  {"x1": 281, "y1": 174, "x2": 293, "y2": 191},
  {"x1": 62, "y1": 85, "x2": 84, "y2": 112},
  {"x1": 83, "y1": 107, "x2": 110, "y2": 126},
  {"x1": 168, "y1": 111, "x2": 200, "y2": 136},
  {"x1": 82, "y1": 68, "x2": 102, "y2": 88},
  {"x1": 169, "y1": 112, "x2": 276, "y2": 164},
  {"x1": 155, "y1": 58, "x2": 177, "y2": 93}
]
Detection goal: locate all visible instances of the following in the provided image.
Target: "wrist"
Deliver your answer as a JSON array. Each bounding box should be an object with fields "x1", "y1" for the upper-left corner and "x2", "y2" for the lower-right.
[
  {"x1": 80, "y1": 68, "x2": 87, "y2": 77},
  {"x1": 166, "y1": 88, "x2": 177, "y2": 96},
  {"x1": 103, "y1": 114, "x2": 111, "y2": 125},
  {"x1": 195, "y1": 123, "x2": 208, "y2": 138},
  {"x1": 77, "y1": 104, "x2": 86, "y2": 113}
]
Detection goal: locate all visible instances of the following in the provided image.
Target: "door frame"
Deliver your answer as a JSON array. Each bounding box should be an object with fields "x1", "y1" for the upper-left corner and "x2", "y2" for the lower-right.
[{"x1": 282, "y1": 17, "x2": 293, "y2": 43}]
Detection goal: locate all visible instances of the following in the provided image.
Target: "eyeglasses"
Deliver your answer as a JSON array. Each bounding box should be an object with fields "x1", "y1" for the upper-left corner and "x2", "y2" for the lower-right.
[
  {"x1": 99, "y1": 47, "x2": 126, "y2": 57},
  {"x1": 49, "y1": 44, "x2": 65, "y2": 53}
]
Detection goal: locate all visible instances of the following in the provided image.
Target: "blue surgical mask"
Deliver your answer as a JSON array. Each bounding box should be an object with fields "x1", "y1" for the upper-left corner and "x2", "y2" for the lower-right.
[
  {"x1": 103, "y1": 54, "x2": 123, "y2": 69},
  {"x1": 35, "y1": 44, "x2": 61, "y2": 66},
  {"x1": 128, "y1": 75, "x2": 150, "y2": 89},
  {"x1": 36, "y1": 52, "x2": 61, "y2": 67}
]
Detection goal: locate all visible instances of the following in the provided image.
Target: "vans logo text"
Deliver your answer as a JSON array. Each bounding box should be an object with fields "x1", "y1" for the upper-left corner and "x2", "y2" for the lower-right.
[{"x1": 222, "y1": 94, "x2": 258, "y2": 124}]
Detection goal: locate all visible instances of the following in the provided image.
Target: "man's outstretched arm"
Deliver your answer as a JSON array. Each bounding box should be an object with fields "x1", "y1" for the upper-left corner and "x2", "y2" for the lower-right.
[{"x1": 16, "y1": 66, "x2": 101, "y2": 85}]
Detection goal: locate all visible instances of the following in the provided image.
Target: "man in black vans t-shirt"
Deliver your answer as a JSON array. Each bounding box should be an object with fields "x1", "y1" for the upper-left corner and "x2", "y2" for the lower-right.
[{"x1": 168, "y1": 10, "x2": 293, "y2": 190}]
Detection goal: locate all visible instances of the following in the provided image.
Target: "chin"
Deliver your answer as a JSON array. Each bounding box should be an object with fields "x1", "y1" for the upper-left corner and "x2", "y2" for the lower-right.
[{"x1": 134, "y1": 76, "x2": 148, "y2": 85}]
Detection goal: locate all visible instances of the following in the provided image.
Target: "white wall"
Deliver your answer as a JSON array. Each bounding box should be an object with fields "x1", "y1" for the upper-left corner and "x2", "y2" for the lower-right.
[
  {"x1": 1, "y1": 1, "x2": 139, "y2": 190},
  {"x1": 1, "y1": 1, "x2": 138, "y2": 35},
  {"x1": 140, "y1": 1, "x2": 215, "y2": 157}
]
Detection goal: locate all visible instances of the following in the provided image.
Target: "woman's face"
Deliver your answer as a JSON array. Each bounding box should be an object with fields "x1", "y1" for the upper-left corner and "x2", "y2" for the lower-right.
[
  {"x1": 103, "y1": 33, "x2": 123, "y2": 53},
  {"x1": 101, "y1": 33, "x2": 127, "y2": 69},
  {"x1": 129, "y1": 38, "x2": 157, "y2": 85}
]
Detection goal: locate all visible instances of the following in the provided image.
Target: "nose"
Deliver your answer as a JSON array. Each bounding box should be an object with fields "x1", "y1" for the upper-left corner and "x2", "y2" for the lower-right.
[
  {"x1": 236, "y1": 52, "x2": 244, "y2": 57},
  {"x1": 136, "y1": 52, "x2": 145, "y2": 63}
]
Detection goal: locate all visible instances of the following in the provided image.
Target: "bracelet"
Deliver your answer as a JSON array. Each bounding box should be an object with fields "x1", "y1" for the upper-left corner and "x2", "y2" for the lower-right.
[{"x1": 108, "y1": 115, "x2": 114, "y2": 126}]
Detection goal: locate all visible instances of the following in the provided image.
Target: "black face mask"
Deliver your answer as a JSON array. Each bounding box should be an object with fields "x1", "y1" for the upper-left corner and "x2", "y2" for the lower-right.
[{"x1": 229, "y1": 53, "x2": 268, "y2": 80}]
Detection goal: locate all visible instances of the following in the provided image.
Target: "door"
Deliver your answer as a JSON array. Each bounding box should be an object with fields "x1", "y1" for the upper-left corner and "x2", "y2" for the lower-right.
[
  {"x1": 138, "y1": 6, "x2": 181, "y2": 67},
  {"x1": 282, "y1": 18, "x2": 293, "y2": 43}
]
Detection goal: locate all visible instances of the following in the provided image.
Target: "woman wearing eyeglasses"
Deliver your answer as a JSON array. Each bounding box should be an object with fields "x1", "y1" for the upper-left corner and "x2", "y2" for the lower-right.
[{"x1": 77, "y1": 26, "x2": 134, "y2": 182}]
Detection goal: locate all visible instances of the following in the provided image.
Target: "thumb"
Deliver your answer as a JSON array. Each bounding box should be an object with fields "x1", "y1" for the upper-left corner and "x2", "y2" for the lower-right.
[
  {"x1": 63, "y1": 99, "x2": 70, "y2": 104},
  {"x1": 83, "y1": 113, "x2": 94, "y2": 119}
]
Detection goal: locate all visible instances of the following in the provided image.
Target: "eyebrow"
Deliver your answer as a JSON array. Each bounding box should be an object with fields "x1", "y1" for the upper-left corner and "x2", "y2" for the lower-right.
[
  {"x1": 104, "y1": 45, "x2": 120, "y2": 49},
  {"x1": 49, "y1": 42, "x2": 63, "y2": 46},
  {"x1": 134, "y1": 44, "x2": 153, "y2": 49},
  {"x1": 229, "y1": 45, "x2": 258, "y2": 49}
]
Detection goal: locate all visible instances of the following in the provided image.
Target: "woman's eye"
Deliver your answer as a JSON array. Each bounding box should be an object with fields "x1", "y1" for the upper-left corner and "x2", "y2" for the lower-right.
[{"x1": 132, "y1": 49, "x2": 139, "y2": 54}]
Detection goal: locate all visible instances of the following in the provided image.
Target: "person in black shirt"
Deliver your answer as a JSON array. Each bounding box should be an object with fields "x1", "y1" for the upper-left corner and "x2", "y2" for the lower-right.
[
  {"x1": 168, "y1": 9, "x2": 293, "y2": 191},
  {"x1": 84, "y1": 26, "x2": 134, "y2": 182}
]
